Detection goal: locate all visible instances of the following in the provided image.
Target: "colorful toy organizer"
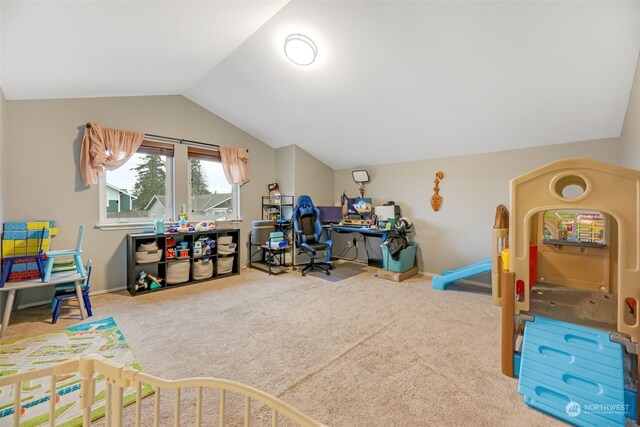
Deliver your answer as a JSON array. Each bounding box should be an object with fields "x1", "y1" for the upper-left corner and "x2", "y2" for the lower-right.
[{"x1": 2, "y1": 220, "x2": 58, "y2": 281}]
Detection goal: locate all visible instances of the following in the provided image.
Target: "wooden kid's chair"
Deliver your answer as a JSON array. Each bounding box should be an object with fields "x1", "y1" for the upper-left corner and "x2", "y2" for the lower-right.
[
  {"x1": 51, "y1": 259, "x2": 93, "y2": 324},
  {"x1": 43, "y1": 225, "x2": 86, "y2": 282}
]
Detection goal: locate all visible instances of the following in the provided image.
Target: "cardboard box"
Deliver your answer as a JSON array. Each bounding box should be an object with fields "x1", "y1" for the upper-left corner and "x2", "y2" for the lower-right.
[{"x1": 376, "y1": 266, "x2": 418, "y2": 282}]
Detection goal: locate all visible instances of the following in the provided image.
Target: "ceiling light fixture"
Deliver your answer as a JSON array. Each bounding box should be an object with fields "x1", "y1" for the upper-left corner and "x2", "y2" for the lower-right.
[{"x1": 284, "y1": 34, "x2": 317, "y2": 66}]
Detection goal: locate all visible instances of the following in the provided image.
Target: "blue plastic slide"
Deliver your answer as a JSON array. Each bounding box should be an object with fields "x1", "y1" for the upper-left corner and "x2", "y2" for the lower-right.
[{"x1": 432, "y1": 259, "x2": 492, "y2": 290}]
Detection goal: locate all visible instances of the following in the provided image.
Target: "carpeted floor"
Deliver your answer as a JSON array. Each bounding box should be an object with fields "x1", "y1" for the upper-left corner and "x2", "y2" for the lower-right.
[{"x1": 3, "y1": 262, "x2": 562, "y2": 426}]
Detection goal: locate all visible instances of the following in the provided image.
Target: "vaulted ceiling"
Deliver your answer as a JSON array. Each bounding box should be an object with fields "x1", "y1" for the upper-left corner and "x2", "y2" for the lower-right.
[{"x1": 3, "y1": 1, "x2": 640, "y2": 169}]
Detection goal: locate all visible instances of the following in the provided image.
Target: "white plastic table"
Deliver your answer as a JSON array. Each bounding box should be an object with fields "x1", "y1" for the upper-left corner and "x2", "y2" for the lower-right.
[{"x1": 0, "y1": 270, "x2": 88, "y2": 337}]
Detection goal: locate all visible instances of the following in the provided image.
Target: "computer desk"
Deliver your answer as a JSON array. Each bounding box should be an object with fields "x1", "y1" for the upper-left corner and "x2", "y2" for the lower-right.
[{"x1": 323, "y1": 225, "x2": 390, "y2": 265}]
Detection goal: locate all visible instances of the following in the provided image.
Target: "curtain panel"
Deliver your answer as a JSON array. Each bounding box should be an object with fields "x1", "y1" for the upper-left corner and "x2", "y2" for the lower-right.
[
  {"x1": 80, "y1": 122, "x2": 145, "y2": 186},
  {"x1": 219, "y1": 146, "x2": 250, "y2": 185}
]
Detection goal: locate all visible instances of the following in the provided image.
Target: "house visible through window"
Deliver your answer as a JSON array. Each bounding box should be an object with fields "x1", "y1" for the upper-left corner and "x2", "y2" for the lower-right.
[
  {"x1": 103, "y1": 141, "x2": 174, "y2": 222},
  {"x1": 188, "y1": 147, "x2": 237, "y2": 220}
]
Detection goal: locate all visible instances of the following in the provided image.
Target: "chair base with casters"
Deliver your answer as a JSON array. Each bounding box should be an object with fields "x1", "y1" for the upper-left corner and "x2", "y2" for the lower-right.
[
  {"x1": 50, "y1": 259, "x2": 93, "y2": 324},
  {"x1": 297, "y1": 242, "x2": 333, "y2": 277},
  {"x1": 300, "y1": 254, "x2": 332, "y2": 276}
]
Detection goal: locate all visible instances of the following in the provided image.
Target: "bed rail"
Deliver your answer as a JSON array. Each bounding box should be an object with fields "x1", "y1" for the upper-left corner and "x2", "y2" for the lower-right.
[{"x1": 0, "y1": 354, "x2": 326, "y2": 427}]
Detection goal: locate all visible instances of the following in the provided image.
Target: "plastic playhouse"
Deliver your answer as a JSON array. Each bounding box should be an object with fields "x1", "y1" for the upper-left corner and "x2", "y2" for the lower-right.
[{"x1": 496, "y1": 158, "x2": 640, "y2": 426}]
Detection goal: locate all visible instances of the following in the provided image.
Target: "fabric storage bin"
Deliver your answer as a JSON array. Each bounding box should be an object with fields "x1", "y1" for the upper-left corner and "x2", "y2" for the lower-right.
[
  {"x1": 135, "y1": 240, "x2": 162, "y2": 263},
  {"x1": 216, "y1": 220, "x2": 233, "y2": 230},
  {"x1": 138, "y1": 241, "x2": 158, "y2": 252},
  {"x1": 218, "y1": 236, "x2": 233, "y2": 245},
  {"x1": 218, "y1": 256, "x2": 234, "y2": 274},
  {"x1": 135, "y1": 251, "x2": 162, "y2": 264},
  {"x1": 380, "y1": 243, "x2": 417, "y2": 273},
  {"x1": 217, "y1": 243, "x2": 236, "y2": 255},
  {"x1": 167, "y1": 260, "x2": 190, "y2": 284},
  {"x1": 193, "y1": 259, "x2": 214, "y2": 280}
]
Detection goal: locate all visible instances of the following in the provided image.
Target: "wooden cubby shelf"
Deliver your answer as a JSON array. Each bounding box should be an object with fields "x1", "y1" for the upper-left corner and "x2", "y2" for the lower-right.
[{"x1": 127, "y1": 229, "x2": 240, "y2": 296}]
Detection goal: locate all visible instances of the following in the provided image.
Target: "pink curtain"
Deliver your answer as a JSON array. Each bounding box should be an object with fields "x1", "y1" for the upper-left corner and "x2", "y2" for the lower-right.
[
  {"x1": 80, "y1": 122, "x2": 145, "y2": 186},
  {"x1": 220, "y1": 146, "x2": 250, "y2": 185}
]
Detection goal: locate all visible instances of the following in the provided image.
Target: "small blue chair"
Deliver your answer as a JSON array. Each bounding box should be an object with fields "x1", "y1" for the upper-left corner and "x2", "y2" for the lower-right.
[
  {"x1": 43, "y1": 225, "x2": 86, "y2": 282},
  {"x1": 51, "y1": 259, "x2": 93, "y2": 324}
]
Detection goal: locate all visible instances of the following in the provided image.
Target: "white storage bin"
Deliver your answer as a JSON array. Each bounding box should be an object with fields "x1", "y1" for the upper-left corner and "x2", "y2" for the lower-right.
[
  {"x1": 138, "y1": 241, "x2": 159, "y2": 252},
  {"x1": 217, "y1": 243, "x2": 236, "y2": 255},
  {"x1": 218, "y1": 256, "x2": 234, "y2": 274},
  {"x1": 216, "y1": 220, "x2": 233, "y2": 230},
  {"x1": 218, "y1": 236, "x2": 233, "y2": 245},
  {"x1": 167, "y1": 260, "x2": 190, "y2": 284},
  {"x1": 135, "y1": 250, "x2": 162, "y2": 264},
  {"x1": 193, "y1": 259, "x2": 214, "y2": 280}
]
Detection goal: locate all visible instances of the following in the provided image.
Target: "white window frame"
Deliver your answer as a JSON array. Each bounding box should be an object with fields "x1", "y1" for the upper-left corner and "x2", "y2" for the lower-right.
[
  {"x1": 186, "y1": 156, "x2": 240, "y2": 221},
  {"x1": 98, "y1": 155, "x2": 175, "y2": 225}
]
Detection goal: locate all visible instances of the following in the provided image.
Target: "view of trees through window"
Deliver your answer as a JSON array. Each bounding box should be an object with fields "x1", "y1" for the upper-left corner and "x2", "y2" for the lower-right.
[
  {"x1": 105, "y1": 153, "x2": 233, "y2": 220},
  {"x1": 189, "y1": 158, "x2": 233, "y2": 219},
  {"x1": 105, "y1": 153, "x2": 168, "y2": 219}
]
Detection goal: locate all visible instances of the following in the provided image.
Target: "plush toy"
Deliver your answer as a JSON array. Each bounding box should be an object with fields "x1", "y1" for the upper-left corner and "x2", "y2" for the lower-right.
[{"x1": 136, "y1": 271, "x2": 149, "y2": 291}]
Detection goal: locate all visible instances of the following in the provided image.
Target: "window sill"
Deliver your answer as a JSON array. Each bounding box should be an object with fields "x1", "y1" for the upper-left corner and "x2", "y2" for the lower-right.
[
  {"x1": 97, "y1": 219, "x2": 242, "y2": 231},
  {"x1": 96, "y1": 222, "x2": 156, "y2": 231}
]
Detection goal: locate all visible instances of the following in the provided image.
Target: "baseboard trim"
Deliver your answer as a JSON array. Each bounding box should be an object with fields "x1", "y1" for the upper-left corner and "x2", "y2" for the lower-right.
[{"x1": 16, "y1": 286, "x2": 128, "y2": 310}]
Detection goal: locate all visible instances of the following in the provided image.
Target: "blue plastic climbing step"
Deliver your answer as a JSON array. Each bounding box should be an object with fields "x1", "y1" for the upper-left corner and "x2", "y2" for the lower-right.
[
  {"x1": 431, "y1": 259, "x2": 492, "y2": 290},
  {"x1": 518, "y1": 317, "x2": 625, "y2": 426}
]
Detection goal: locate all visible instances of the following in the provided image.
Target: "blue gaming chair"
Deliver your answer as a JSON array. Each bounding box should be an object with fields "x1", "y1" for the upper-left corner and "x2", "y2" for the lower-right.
[{"x1": 293, "y1": 195, "x2": 333, "y2": 276}]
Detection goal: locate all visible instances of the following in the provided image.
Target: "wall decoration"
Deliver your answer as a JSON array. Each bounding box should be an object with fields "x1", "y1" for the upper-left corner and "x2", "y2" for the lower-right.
[{"x1": 431, "y1": 171, "x2": 445, "y2": 212}]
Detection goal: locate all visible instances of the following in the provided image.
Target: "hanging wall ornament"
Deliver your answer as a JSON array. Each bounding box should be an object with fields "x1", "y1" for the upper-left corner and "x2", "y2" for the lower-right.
[{"x1": 431, "y1": 171, "x2": 445, "y2": 212}]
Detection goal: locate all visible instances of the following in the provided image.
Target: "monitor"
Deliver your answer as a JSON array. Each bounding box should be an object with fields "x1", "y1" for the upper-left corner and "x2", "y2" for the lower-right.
[
  {"x1": 347, "y1": 198, "x2": 373, "y2": 218},
  {"x1": 318, "y1": 206, "x2": 343, "y2": 224}
]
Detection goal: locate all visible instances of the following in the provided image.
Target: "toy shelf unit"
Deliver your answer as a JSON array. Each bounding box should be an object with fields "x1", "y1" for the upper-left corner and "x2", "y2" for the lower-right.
[
  {"x1": 262, "y1": 195, "x2": 294, "y2": 231},
  {"x1": 127, "y1": 229, "x2": 240, "y2": 296}
]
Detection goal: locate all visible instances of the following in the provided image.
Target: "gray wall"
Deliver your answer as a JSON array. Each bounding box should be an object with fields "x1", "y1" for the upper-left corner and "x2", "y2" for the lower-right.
[
  {"x1": 334, "y1": 138, "x2": 620, "y2": 274},
  {"x1": 4, "y1": 95, "x2": 276, "y2": 305},
  {"x1": 620, "y1": 54, "x2": 640, "y2": 169}
]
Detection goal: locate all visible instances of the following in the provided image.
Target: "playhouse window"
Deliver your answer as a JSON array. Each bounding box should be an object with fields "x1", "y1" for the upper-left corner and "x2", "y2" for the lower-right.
[{"x1": 542, "y1": 210, "x2": 605, "y2": 245}]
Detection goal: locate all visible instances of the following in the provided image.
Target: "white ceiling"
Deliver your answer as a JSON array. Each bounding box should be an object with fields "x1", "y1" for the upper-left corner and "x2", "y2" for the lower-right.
[
  {"x1": 1, "y1": 0, "x2": 287, "y2": 99},
  {"x1": 3, "y1": 1, "x2": 640, "y2": 169}
]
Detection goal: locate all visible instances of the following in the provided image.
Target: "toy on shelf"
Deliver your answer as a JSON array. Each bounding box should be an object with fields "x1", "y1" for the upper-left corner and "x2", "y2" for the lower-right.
[
  {"x1": 497, "y1": 158, "x2": 640, "y2": 426},
  {"x1": 135, "y1": 271, "x2": 163, "y2": 291},
  {"x1": 195, "y1": 221, "x2": 216, "y2": 232},
  {"x1": 177, "y1": 215, "x2": 189, "y2": 233}
]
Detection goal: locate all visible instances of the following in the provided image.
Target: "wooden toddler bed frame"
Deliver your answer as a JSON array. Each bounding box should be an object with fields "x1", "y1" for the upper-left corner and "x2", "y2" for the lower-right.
[{"x1": 0, "y1": 354, "x2": 326, "y2": 427}]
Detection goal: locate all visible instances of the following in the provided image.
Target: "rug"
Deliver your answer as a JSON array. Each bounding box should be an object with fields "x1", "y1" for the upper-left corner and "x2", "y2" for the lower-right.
[{"x1": 0, "y1": 317, "x2": 153, "y2": 427}]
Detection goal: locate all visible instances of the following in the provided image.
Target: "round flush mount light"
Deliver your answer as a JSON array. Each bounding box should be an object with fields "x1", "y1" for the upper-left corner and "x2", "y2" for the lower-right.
[{"x1": 284, "y1": 34, "x2": 317, "y2": 66}]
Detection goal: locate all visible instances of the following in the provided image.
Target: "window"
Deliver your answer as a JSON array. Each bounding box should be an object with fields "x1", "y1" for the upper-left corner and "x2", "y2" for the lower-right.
[
  {"x1": 100, "y1": 141, "x2": 174, "y2": 223},
  {"x1": 98, "y1": 142, "x2": 240, "y2": 226},
  {"x1": 188, "y1": 147, "x2": 239, "y2": 220}
]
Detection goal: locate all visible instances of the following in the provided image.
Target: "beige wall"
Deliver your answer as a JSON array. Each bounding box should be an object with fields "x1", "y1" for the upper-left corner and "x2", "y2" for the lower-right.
[
  {"x1": 274, "y1": 144, "x2": 335, "y2": 206},
  {"x1": 0, "y1": 88, "x2": 5, "y2": 228},
  {"x1": 293, "y1": 146, "x2": 335, "y2": 206},
  {"x1": 620, "y1": 54, "x2": 640, "y2": 170},
  {"x1": 334, "y1": 138, "x2": 620, "y2": 275},
  {"x1": 275, "y1": 145, "x2": 295, "y2": 197},
  {"x1": 4, "y1": 95, "x2": 276, "y2": 305}
]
